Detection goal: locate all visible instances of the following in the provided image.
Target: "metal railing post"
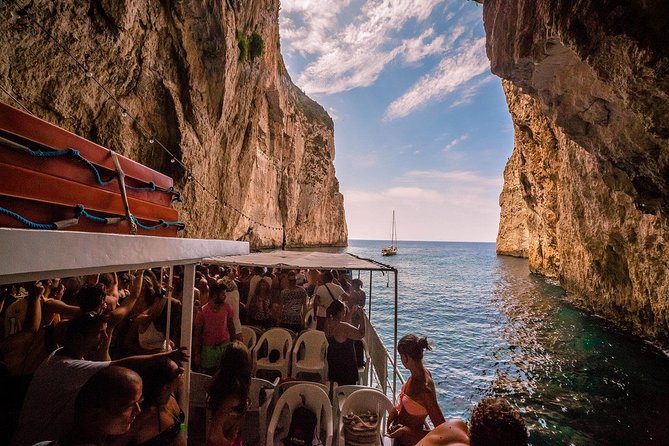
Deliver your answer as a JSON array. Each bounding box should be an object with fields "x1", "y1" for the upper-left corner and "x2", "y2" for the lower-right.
[{"x1": 393, "y1": 269, "x2": 398, "y2": 399}]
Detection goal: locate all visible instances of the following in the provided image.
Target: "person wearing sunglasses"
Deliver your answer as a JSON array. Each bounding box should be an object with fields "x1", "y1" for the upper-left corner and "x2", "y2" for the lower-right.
[{"x1": 207, "y1": 341, "x2": 251, "y2": 446}]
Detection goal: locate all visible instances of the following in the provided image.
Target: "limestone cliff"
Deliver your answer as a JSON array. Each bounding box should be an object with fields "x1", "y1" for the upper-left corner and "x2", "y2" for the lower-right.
[
  {"x1": 486, "y1": 1, "x2": 669, "y2": 344},
  {"x1": 0, "y1": 0, "x2": 347, "y2": 248}
]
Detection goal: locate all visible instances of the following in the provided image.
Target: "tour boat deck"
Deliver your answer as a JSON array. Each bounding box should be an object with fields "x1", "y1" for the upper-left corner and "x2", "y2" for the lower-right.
[{"x1": 0, "y1": 229, "x2": 403, "y2": 444}]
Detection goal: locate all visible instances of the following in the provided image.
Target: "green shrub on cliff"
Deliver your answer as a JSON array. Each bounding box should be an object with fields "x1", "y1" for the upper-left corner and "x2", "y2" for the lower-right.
[
  {"x1": 249, "y1": 32, "x2": 265, "y2": 59},
  {"x1": 236, "y1": 31, "x2": 248, "y2": 63}
]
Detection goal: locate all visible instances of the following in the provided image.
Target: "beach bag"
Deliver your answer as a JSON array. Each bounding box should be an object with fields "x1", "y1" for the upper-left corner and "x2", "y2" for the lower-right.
[
  {"x1": 284, "y1": 404, "x2": 317, "y2": 446},
  {"x1": 342, "y1": 411, "x2": 379, "y2": 446}
]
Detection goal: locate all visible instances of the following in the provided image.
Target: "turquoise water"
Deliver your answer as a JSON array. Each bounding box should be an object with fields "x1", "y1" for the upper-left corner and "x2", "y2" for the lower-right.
[{"x1": 345, "y1": 240, "x2": 669, "y2": 445}]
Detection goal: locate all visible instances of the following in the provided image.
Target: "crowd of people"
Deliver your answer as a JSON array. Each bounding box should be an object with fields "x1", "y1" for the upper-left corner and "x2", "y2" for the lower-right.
[{"x1": 0, "y1": 265, "x2": 528, "y2": 446}]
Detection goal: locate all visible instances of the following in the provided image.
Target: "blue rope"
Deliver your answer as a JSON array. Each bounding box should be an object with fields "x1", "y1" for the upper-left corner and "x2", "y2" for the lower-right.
[
  {"x1": 0, "y1": 206, "x2": 57, "y2": 230},
  {"x1": 0, "y1": 204, "x2": 184, "y2": 231},
  {"x1": 75, "y1": 204, "x2": 110, "y2": 224},
  {"x1": 21, "y1": 146, "x2": 182, "y2": 199},
  {"x1": 126, "y1": 182, "x2": 182, "y2": 201},
  {"x1": 130, "y1": 215, "x2": 185, "y2": 231},
  {"x1": 26, "y1": 147, "x2": 115, "y2": 185},
  {"x1": 126, "y1": 181, "x2": 156, "y2": 192},
  {"x1": 71, "y1": 151, "x2": 114, "y2": 186}
]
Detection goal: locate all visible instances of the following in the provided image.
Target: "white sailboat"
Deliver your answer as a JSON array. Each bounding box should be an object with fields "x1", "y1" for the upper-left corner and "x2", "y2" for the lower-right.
[{"x1": 381, "y1": 210, "x2": 398, "y2": 256}]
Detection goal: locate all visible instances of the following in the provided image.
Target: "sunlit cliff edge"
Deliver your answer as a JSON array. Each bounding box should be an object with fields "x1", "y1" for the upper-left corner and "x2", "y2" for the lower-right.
[{"x1": 487, "y1": 0, "x2": 669, "y2": 345}]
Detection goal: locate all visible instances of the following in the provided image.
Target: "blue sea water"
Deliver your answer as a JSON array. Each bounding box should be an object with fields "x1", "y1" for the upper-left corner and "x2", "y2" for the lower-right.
[{"x1": 345, "y1": 240, "x2": 669, "y2": 445}]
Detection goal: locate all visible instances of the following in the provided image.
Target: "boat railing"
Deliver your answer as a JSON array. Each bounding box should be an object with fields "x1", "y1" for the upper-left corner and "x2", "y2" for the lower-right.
[{"x1": 362, "y1": 312, "x2": 405, "y2": 401}]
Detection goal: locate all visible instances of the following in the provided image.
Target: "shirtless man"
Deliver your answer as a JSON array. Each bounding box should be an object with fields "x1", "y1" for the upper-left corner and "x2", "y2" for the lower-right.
[{"x1": 415, "y1": 397, "x2": 528, "y2": 446}]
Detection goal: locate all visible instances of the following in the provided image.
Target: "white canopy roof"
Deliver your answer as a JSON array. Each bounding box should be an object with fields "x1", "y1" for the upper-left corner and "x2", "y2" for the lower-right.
[
  {"x1": 206, "y1": 250, "x2": 395, "y2": 272},
  {"x1": 0, "y1": 228, "x2": 249, "y2": 284}
]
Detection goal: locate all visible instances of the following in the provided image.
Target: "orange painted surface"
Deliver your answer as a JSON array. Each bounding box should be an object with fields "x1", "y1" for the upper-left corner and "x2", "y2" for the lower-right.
[
  {"x1": 0, "y1": 101, "x2": 183, "y2": 237},
  {"x1": 0, "y1": 101, "x2": 175, "y2": 206},
  {"x1": 0, "y1": 195, "x2": 178, "y2": 237},
  {"x1": 0, "y1": 142, "x2": 174, "y2": 207},
  {"x1": 0, "y1": 162, "x2": 178, "y2": 222}
]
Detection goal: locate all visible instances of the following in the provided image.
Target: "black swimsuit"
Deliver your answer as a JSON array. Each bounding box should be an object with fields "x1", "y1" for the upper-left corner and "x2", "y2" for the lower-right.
[
  {"x1": 327, "y1": 336, "x2": 358, "y2": 385},
  {"x1": 135, "y1": 408, "x2": 185, "y2": 446}
]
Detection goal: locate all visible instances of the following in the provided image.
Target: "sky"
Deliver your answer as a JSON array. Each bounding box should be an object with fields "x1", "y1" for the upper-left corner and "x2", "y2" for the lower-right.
[{"x1": 279, "y1": 0, "x2": 514, "y2": 242}]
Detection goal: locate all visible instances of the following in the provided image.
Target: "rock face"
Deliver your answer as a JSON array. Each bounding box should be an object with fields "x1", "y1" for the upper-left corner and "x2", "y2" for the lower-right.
[
  {"x1": 0, "y1": 0, "x2": 347, "y2": 248},
  {"x1": 485, "y1": 1, "x2": 669, "y2": 344}
]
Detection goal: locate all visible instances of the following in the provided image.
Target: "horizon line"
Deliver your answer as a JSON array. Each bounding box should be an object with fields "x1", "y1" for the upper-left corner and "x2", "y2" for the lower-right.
[{"x1": 348, "y1": 238, "x2": 496, "y2": 244}]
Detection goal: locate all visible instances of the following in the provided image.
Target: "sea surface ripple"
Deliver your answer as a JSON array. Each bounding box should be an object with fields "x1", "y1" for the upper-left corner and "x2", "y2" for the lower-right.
[{"x1": 345, "y1": 240, "x2": 669, "y2": 445}]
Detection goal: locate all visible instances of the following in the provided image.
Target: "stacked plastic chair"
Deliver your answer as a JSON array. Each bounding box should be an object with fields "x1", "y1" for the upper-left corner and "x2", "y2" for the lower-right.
[
  {"x1": 336, "y1": 388, "x2": 394, "y2": 446},
  {"x1": 291, "y1": 329, "x2": 328, "y2": 383},
  {"x1": 266, "y1": 382, "x2": 333, "y2": 446},
  {"x1": 242, "y1": 377, "x2": 278, "y2": 446},
  {"x1": 252, "y1": 327, "x2": 294, "y2": 381},
  {"x1": 240, "y1": 324, "x2": 258, "y2": 351}
]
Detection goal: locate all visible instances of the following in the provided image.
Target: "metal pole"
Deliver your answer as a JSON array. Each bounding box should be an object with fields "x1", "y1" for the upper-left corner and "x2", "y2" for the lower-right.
[
  {"x1": 368, "y1": 271, "x2": 373, "y2": 322},
  {"x1": 164, "y1": 266, "x2": 173, "y2": 351},
  {"x1": 368, "y1": 270, "x2": 373, "y2": 387},
  {"x1": 393, "y1": 269, "x2": 398, "y2": 399},
  {"x1": 180, "y1": 263, "x2": 196, "y2": 438}
]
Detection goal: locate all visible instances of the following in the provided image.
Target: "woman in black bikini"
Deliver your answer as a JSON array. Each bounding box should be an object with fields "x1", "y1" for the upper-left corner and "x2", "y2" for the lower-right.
[
  {"x1": 388, "y1": 334, "x2": 445, "y2": 446},
  {"x1": 108, "y1": 358, "x2": 186, "y2": 446}
]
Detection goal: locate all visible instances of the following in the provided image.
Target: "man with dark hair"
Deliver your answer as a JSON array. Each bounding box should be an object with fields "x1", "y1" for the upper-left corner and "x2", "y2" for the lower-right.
[
  {"x1": 33, "y1": 366, "x2": 143, "y2": 446},
  {"x1": 415, "y1": 397, "x2": 528, "y2": 446},
  {"x1": 469, "y1": 398, "x2": 528, "y2": 446},
  {"x1": 313, "y1": 270, "x2": 349, "y2": 330},
  {"x1": 12, "y1": 313, "x2": 187, "y2": 446}
]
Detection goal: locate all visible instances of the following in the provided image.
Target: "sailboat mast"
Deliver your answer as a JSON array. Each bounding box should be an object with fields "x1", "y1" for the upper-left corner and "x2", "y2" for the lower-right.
[{"x1": 390, "y1": 209, "x2": 397, "y2": 247}]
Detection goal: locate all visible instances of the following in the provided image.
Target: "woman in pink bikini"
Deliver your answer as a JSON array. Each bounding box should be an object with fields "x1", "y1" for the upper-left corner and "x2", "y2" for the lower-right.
[{"x1": 388, "y1": 334, "x2": 445, "y2": 445}]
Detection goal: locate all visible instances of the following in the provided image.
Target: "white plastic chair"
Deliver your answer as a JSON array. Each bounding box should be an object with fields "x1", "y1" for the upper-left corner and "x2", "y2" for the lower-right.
[
  {"x1": 357, "y1": 338, "x2": 371, "y2": 386},
  {"x1": 304, "y1": 307, "x2": 315, "y2": 329},
  {"x1": 291, "y1": 329, "x2": 328, "y2": 383},
  {"x1": 336, "y1": 388, "x2": 394, "y2": 446},
  {"x1": 243, "y1": 377, "x2": 278, "y2": 446},
  {"x1": 252, "y1": 327, "x2": 294, "y2": 380},
  {"x1": 241, "y1": 324, "x2": 258, "y2": 351},
  {"x1": 189, "y1": 372, "x2": 212, "y2": 440},
  {"x1": 266, "y1": 382, "x2": 333, "y2": 446},
  {"x1": 331, "y1": 384, "x2": 385, "y2": 438}
]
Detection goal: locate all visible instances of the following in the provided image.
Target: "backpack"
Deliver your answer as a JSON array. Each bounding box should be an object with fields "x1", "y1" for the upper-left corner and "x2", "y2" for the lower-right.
[{"x1": 284, "y1": 404, "x2": 317, "y2": 446}]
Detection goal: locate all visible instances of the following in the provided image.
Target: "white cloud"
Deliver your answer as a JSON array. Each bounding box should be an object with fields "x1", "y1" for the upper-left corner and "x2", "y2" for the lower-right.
[
  {"x1": 384, "y1": 37, "x2": 490, "y2": 120},
  {"x1": 280, "y1": 0, "x2": 351, "y2": 56},
  {"x1": 405, "y1": 169, "x2": 503, "y2": 187},
  {"x1": 448, "y1": 74, "x2": 495, "y2": 108},
  {"x1": 385, "y1": 187, "x2": 443, "y2": 202},
  {"x1": 328, "y1": 107, "x2": 340, "y2": 121},
  {"x1": 401, "y1": 28, "x2": 445, "y2": 64},
  {"x1": 281, "y1": 0, "x2": 446, "y2": 95},
  {"x1": 341, "y1": 165, "x2": 504, "y2": 241},
  {"x1": 444, "y1": 134, "x2": 469, "y2": 151},
  {"x1": 343, "y1": 183, "x2": 501, "y2": 241},
  {"x1": 344, "y1": 186, "x2": 443, "y2": 204}
]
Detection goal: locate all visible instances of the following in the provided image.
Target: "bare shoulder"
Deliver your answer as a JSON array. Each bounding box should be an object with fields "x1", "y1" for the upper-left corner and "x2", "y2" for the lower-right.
[{"x1": 416, "y1": 419, "x2": 470, "y2": 446}]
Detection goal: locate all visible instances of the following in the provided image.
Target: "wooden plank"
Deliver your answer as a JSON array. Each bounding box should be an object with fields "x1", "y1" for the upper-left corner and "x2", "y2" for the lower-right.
[
  {"x1": 0, "y1": 143, "x2": 174, "y2": 207},
  {"x1": 0, "y1": 162, "x2": 179, "y2": 223},
  {"x1": 0, "y1": 102, "x2": 174, "y2": 190},
  {"x1": 0, "y1": 195, "x2": 177, "y2": 237}
]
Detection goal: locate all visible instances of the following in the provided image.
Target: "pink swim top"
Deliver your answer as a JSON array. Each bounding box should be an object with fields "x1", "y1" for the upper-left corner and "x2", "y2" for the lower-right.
[{"x1": 396, "y1": 378, "x2": 428, "y2": 417}]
